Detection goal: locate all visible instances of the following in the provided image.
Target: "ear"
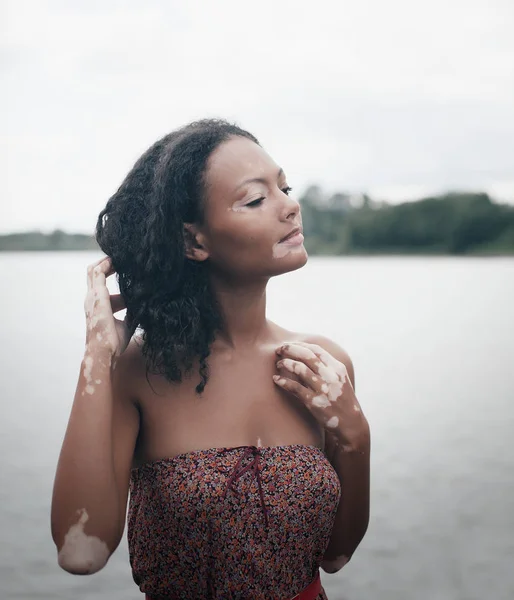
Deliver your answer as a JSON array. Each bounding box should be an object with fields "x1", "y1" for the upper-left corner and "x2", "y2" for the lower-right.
[{"x1": 183, "y1": 223, "x2": 209, "y2": 262}]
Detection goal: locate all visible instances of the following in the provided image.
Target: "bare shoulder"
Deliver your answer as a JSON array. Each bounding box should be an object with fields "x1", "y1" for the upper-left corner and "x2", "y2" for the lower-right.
[
  {"x1": 111, "y1": 333, "x2": 147, "y2": 404},
  {"x1": 298, "y1": 332, "x2": 356, "y2": 389}
]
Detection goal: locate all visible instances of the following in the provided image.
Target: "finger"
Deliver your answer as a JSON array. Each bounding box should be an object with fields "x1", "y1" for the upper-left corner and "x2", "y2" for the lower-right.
[
  {"x1": 95, "y1": 257, "x2": 114, "y2": 278},
  {"x1": 291, "y1": 341, "x2": 325, "y2": 357},
  {"x1": 277, "y1": 343, "x2": 319, "y2": 371},
  {"x1": 279, "y1": 341, "x2": 331, "y2": 372},
  {"x1": 109, "y1": 294, "x2": 126, "y2": 314},
  {"x1": 293, "y1": 341, "x2": 348, "y2": 378},
  {"x1": 277, "y1": 342, "x2": 316, "y2": 359},
  {"x1": 276, "y1": 358, "x2": 320, "y2": 391},
  {"x1": 87, "y1": 256, "x2": 111, "y2": 290},
  {"x1": 278, "y1": 344, "x2": 343, "y2": 388},
  {"x1": 272, "y1": 375, "x2": 312, "y2": 403},
  {"x1": 91, "y1": 258, "x2": 114, "y2": 290}
]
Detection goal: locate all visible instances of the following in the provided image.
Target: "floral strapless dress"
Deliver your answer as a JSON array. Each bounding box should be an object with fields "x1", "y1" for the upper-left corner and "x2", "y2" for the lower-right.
[{"x1": 128, "y1": 444, "x2": 341, "y2": 599}]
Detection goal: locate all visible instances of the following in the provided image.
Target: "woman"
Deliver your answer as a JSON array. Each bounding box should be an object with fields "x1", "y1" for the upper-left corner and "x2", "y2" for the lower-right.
[{"x1": 51, "y1": 119, "x2": 370, "y2": 599}]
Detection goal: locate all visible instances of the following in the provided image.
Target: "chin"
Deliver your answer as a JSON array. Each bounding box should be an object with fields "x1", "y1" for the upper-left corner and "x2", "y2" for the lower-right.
[{"x1": 270, "y1": 246, "x2": 308, "y2": 276}]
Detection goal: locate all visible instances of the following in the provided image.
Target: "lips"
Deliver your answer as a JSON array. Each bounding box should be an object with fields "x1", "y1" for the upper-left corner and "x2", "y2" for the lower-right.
[{"x1": 279, "y1": 227, "x2": 303, "y2": 243}]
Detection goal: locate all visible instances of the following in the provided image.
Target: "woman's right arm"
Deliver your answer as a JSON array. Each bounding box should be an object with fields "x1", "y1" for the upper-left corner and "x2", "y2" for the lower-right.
[{"x1": 50, "y1": 256, "x2": 139, "y2": 575}]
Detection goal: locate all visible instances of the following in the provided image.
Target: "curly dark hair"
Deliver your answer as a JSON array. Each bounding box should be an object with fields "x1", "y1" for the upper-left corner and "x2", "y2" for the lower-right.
[{"x1": 95, "y1": 119, "x2": 259, "y2": 394}]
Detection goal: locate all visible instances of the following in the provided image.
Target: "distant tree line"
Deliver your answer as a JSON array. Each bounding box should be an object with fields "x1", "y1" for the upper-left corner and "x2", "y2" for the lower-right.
[
  {"x1": 1, "y1": 191, "x2": 513, "y2": 254},
  {"x1": 300, "y1": 189, "x2": 514, "y2": 255},
  {"x1": 0, "y1": 229, "x2": 97, "y2": 251}
]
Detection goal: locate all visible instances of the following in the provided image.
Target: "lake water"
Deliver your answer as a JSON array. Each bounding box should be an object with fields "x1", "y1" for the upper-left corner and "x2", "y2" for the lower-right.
[{"x1": 1, "y1": 252, "x2": 513, "y2": 600}]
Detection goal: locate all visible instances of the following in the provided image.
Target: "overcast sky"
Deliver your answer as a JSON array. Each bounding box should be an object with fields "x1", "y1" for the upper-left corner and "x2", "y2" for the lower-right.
[{"x1": 2, "y1": 0, "x2": 514, "y2": 233}]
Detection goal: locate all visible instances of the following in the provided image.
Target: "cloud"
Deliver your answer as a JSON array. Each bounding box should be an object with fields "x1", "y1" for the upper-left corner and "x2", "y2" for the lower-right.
[{"x1": 1, "y1": 0, "x2": 514, "y2": 232}]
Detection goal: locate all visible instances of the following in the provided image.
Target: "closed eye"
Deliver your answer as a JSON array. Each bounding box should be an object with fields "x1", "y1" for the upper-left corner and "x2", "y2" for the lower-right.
[
  {"x1": 246, "y1": 197, "x2": 264, "y2": 207},
  {"x1": 245, "y1": 187, "x2": 292, "y2": 207}
]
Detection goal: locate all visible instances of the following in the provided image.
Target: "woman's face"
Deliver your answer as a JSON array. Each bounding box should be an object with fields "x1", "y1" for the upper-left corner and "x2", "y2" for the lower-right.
[{"x1": 192, "y1": 136, "x2": 308, "y2": 279}]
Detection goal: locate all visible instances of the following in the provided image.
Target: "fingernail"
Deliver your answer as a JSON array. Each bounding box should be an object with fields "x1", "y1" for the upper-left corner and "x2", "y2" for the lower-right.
[{"x1": 276, "y1": 360, "x2": 283, "y2": 368}]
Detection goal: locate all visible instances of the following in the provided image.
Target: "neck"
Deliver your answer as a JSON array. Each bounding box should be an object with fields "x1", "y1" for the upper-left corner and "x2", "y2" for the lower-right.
[{"x1": 210, "y1": 273, "x2": 271, "y2": 350}]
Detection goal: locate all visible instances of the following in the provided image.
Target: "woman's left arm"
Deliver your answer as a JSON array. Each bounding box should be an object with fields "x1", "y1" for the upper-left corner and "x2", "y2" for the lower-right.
[{"x1": 274, "y1": 336, "x2": 370, "y2": 574}]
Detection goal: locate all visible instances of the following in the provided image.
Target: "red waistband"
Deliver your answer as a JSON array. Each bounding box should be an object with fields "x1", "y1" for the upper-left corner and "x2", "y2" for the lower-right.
[
  {"x1": 291, "y1": 570, "x2": 321, "y2": 600},
  {"x1": 144, "y1": 569, "x2": 321, "y2": 600}
]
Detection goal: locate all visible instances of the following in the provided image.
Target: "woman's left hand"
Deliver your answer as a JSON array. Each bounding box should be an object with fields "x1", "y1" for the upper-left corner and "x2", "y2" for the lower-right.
[{"x1": 274, "y1": 341, "x2": 367, "y2": 451}]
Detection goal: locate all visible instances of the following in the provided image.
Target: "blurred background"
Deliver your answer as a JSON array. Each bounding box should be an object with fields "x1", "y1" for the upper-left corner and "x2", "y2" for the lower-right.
[{"x1": 1, "y1": 1, "x2": 513, "y2": 599}]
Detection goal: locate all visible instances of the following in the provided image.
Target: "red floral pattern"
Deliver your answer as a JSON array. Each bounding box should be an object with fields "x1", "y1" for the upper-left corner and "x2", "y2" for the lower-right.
[{"x1": 128, "y1": 444, "x2": 341, "y2": 599}]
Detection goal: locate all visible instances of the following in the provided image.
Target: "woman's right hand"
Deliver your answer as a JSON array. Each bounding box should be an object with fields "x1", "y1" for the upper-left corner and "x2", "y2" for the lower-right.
[{"x1": 84, "y1": 256, "x2": 131, "y2": 358}]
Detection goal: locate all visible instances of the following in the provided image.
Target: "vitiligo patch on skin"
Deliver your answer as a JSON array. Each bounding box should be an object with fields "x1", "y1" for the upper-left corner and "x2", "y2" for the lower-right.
[
  {"x1": 82, "y1": 354, "x2": 95, "y2": 395},
  {"x1": 284, "y1": 345, "x2": 312, "y2": 361},
  {"x1": 57, "y1": 508, "x2": 110, "y2": 574},
  {"x1": 312, "y1": 395, "x2": 331, "y2": 409},
  {"x1": 272, "y1": 242, "x2": 304, "y2": 259},
  {"x1": 316, "y1": 360, "x2": 346, "y2": 402},
  {"x1": 274, "y1": 342, "x2": 363, "y2": 445},
  {"x1": 279, "y1": 354, "x2": 347, "y2": 409},
  {"x1": 81, "y1": 336, "x2": 113, "y2": 394},
  {"x1": 279, "y1": 358, "x2": 305, "y2": 377},
  {"x1": 83, "y1": 355, "x2": 93, "y2": 381},
  {"x1": 326, "y1": 416, "x2": 339, "y2": 429}
]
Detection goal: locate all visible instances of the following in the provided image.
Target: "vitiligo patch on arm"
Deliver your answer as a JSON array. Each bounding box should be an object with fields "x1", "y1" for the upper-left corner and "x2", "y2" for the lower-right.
[{"x1": 57, "y1": 508, "x2": 110, "y2": 575}]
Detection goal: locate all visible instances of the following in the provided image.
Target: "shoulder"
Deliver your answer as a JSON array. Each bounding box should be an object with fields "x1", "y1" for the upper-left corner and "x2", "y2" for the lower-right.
[
  {"x1": 298, "y1": 333, "x2": 356, "y2": 389},
  {"x1": 111, "y1": 334, "x2": 147, "y2": 405}
]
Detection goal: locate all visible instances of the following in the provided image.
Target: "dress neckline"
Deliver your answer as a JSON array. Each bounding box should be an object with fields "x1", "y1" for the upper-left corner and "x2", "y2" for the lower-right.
[{"x1": 131, "y1": 443, "x2": 325, "y2": 471}]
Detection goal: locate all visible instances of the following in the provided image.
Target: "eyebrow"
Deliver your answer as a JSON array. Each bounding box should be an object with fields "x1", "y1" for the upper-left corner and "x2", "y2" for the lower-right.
[{"x1": 234, "y1": 168, "x2": 284, "y2": 193}]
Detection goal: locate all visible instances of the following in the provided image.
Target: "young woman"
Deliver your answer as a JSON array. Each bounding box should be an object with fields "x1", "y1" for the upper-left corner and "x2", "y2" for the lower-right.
[{"x1": 51, "y1": 119, "x2": 370, "y2": 600}]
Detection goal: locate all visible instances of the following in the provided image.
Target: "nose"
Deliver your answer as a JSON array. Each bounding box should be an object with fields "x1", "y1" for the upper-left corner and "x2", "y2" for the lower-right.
[{"x1": 279, "y1": 189, "x2": 301, "y2": 222}]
